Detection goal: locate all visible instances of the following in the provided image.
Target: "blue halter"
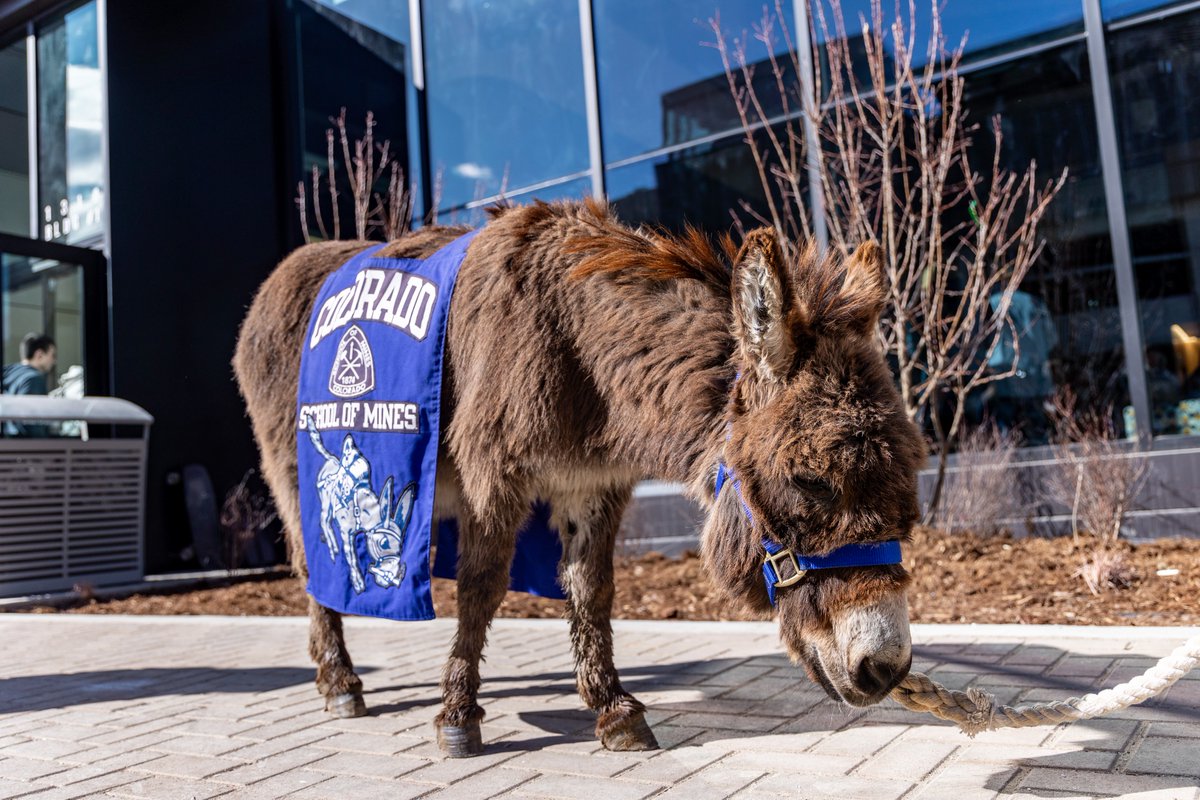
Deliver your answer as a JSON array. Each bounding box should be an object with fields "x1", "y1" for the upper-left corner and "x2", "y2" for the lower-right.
[{"x1": 714, "y1": 460, "x2": 903, "y2": 606}]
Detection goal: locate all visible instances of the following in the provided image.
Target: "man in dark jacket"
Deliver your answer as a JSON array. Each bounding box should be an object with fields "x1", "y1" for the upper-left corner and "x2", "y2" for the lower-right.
[{"x1": 2, "y1": 333, "x2": 57, "y2": 437}]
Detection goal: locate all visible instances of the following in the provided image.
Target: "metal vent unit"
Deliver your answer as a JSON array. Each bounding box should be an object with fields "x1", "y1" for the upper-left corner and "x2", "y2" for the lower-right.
[{"x1": 0, "y1": 397, "x2": 152, "y2": 597}]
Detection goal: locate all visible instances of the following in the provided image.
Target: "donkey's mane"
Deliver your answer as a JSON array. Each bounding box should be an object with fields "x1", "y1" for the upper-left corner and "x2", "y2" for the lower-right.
[
  {"x1": 509, "y1": 198, "x2": 741, "y2": 292},
  {"x1": 487, "y1": 198, "x2": 868, "y2": 330}
]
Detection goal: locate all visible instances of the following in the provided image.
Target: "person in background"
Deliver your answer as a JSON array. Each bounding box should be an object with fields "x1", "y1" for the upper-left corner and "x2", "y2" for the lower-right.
[
  {"x1": 987, "y1": 283, "x2": 1058, "y2": 445},
  {"x1": 2, "y1": 333, "x2": 57, "y2": 437}
]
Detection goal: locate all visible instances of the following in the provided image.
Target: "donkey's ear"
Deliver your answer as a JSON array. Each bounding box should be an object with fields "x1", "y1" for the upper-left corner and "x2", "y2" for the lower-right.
[
  {"x1": 841, "y1": 241, "x2": 886, "y2": 330},
  {"x1": 732, "y1": 228, "x2": 796, "y2": 382}
]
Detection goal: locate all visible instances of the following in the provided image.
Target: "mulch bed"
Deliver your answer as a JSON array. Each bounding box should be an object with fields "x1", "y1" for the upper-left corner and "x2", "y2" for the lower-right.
[{"x1": 11, "y1": 528, "x2": 1200, "y2": 626}]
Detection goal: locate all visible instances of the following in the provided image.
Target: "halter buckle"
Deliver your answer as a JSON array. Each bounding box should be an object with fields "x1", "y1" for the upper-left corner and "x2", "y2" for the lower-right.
[{"x1": 764, "y1": 547, "x2": 807, "y2": 588}]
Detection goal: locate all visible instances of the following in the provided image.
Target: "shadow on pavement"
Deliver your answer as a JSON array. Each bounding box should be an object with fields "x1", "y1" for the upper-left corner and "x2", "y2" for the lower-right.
[{"x1": 0, "y1": 666, "x2": 357, "y2": 714}]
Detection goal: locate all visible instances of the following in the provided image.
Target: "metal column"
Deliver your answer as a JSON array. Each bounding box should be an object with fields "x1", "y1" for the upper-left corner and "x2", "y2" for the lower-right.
[
  {"x1": 793, "y1": 0, "x2": 828, "y2": 250},
  {"x1": 578, "y1": 0, "x2": 606, "y2": 200},
  {"x1": 1082, "y1": 0, "x2": 1153, "y2": 441}
]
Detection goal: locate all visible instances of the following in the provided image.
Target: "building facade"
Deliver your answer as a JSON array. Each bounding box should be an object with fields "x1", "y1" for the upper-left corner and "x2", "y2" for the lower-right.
[{"x1": 1, "y1": 0, "x2": 1199, "y2": 571}]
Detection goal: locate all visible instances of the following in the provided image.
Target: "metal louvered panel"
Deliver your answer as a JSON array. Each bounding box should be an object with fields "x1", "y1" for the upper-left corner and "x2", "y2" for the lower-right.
[{"x1": 0, "y1": 438, "x2": 146, "y2": 596}]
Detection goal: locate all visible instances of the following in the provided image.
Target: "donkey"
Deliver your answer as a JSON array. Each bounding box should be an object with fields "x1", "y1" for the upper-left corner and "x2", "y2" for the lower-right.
[{"x1": 233, "y1": 198, "x2": 925, "y2": 757}]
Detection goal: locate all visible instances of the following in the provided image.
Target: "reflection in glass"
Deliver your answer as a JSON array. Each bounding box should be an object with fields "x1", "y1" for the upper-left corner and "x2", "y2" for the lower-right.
[
  {"x1": 1, "y1": 252, "x2": 85, "y2": 395},
  {"x1": 960, "y1": 43, "x2": 1122, "y2": 444},
  {"x1": 607, "y1": 129, "x2": 792, "y2": 233},
  {"x1": 1110, "y1": 10, "x2": 1200, "y2": 436},
  {"x1": 594, "y1": 0, "x2": 795, "y2": 163},
  {"x1": 37, "y1": 1, "x2": 103, "y2": 246},
  {"x1": 289, "y1": 0, "x2": 408, "y2": 233},
  {"x1": 1102, "y1": 0, "x2": 1184, "y2": 22},
  {"x1": 0, "y1": 38, "x2": 30, "y2": 237},
  {"x1": 435, "y1": 175, "x2": 592, "y2": 228},
  {"x1": 818, "y1": 0, "x2": 1082, "y2": 67},
  {"x1": 424, "y1": 0, "x2": 589, "y2": 208}
]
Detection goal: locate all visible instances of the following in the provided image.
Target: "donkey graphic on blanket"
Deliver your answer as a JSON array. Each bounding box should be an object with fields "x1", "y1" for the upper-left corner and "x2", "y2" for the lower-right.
[{"x1": 234, "y1": 199, "x2": 925, "y2": 757}]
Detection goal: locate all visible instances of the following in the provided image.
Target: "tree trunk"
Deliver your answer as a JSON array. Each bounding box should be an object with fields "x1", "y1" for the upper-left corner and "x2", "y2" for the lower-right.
[{"x1": 922, "y1": 401, "x2": 951, "y2": 525}]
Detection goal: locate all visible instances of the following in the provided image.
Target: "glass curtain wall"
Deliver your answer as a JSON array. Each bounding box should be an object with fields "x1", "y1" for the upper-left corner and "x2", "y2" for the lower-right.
[
  {"x1": 1108, "y1": 7, "x2": 1200, "y2": 436},
  {"x1": 36, "y1": 1, "x2": 102, "y2": 247},
  {"x1": 958, "y1": 43, "x2": 1124, "y2": 444},
  {"x1": 424, "y1": 0, "x2": 591, "y2": 213},
  {"x1": 595, "y1": 0, "x2": 798, "y2": 230},
  {"x1": 286, "y1": 0, "x2": 410, "y2": 238},
  {"x1": 0, "y1": 36, "x2": 29, "y2": 237}
]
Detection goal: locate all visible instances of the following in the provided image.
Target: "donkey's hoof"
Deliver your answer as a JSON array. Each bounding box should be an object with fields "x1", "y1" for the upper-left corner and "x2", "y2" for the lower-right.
[
  {"x1": 436, "y1": 720, "x2": 484, "y2": 758},
  {"x1": 325, "y1": 691, "x2": 367, "y2": 718},
  {"x1": 598, "y1": 710, "x2": 659, "y2": 752}
]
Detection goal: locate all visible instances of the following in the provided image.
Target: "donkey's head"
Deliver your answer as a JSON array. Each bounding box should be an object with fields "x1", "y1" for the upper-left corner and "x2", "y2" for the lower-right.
[{"x1": 702, "y1": 228, "x2": 925, "y2": 707}]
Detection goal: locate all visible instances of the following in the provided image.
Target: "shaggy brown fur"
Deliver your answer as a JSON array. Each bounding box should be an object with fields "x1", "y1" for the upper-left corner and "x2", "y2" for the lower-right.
[{"x1": 233, "y1": 199, "x2": 925, "y2": 756}]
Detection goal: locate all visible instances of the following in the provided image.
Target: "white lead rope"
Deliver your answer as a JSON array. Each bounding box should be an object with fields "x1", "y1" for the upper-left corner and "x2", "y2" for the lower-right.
[{"x1": 889, "y1": 633, "x2": 1200, "y2": 736}]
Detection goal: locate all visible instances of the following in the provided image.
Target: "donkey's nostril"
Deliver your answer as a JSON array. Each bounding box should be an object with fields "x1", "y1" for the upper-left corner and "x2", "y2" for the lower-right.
[{"x1": 853, "y1": 656, "x2": 903, "y2": 697}]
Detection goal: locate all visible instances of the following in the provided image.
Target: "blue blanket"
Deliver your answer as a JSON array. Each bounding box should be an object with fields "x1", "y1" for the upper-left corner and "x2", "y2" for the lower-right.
[{"x1": 296, "y1": 232, "x2": 564, "y2": 621}]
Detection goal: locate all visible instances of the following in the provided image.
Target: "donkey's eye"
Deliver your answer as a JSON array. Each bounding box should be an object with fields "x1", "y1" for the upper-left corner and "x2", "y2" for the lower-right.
[{"x1": 792, "y1": 475, "x2": 835, "y2": 498}]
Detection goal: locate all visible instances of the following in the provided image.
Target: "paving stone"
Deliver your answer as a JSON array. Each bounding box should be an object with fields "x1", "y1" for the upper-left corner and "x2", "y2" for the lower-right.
[
  {"x1": 127, "y1": 753, "x2": 242, "y2": 780},
  {"x1": 911, "y1": 759, "x2": 1017, "y2": 799},
  {"x1": 106, "y1": 774, "x2": 234, "y2": 799},
  {"x1": 0, "y1": 755, "x2": 71, "y2": 780},
  {"x1": 958, "y1": 743, "x2": 1116, "y2": 770},
  {"x1": 302, "y1": 749, "x2": 430, "y2": 780},
  {"x1": 741, "y1": 772, "x2": 913, "y2": 799},
  {"x1": 651, "y1": 770, "x2": 763, "y2": 800},
  {"x1": 146, "y1": 734, "x2": 248, "y2": 758},
  {"x1": 855, "y1": 739, "x2": 957, "y2": 780},
  {"x1": 615, "y1": 747, "x2": 723, "y2": 784},
  {"x1": 207, "y1": 746, "x2": 334, "y2": 785},
  {"x1": 1047, "y1": 717, "x2": 1138, "y2": 751},
  {"x1": 1126, "y1": 737, "x2": 1200, "y2": 778},
  {"x1": 420, "y1": 766, "x2": 538, "y2": 798},
  {"x1": 208, "y1": 770, "x2": 331, "y2": 800},
  {"x1": 0, "y1": 740, "x2": 90, "y2": 762},
  {"x1": 286, "y1": 773, "x2": 432, "y2": 799},
  {"x1": 0, "y1": 779, "x2": 37, "y2": 800},
  {"x1": 503, "y1": 748, "x2": 645, "y2": 777},
  {"x1": 721, "y1": 749, "x2": 861, "y2": 776},
  {"x1": 510, "y1": 772, "x2": 657, "y2": 799},
  {"x1": 1019, "y1": 766, "x2": 1200, "y2": 795},
  {"x1": 808, "y1": 724, "x2": 910, "y2": 756},
  {"x1": 3, "y1": 616, "x2": 1198, "y2": 800}
]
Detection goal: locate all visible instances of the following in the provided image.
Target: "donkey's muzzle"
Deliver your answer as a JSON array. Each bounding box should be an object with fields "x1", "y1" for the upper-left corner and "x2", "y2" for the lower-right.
[{"x1": 851, "y1": 652, "x2": 912, "y2": 702}]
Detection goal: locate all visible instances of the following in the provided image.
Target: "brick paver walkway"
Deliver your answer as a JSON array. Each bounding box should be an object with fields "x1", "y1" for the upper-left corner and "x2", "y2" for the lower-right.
[{"x1": 0, "y1": 615, "x2": 1197, "y2": 799}]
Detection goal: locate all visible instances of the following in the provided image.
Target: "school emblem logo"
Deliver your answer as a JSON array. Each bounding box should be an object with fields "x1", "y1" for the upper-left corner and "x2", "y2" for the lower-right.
[{"x1": 329, "y1": 325, "x2": 375, "y2": 398}]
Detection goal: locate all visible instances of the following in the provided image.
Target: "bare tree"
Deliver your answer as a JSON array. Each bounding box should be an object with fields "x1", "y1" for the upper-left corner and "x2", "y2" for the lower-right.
[
  {"x1": 935, "y1": 422, "x2": 1020, "y2": 536},
  {"x1": 1046, "y1": 390, "x2": 1147, "y2": 594},
  {"x1": 296, "y1": 109, "x2": 416, "y2": 243},
  {"x1": 1048, "y1": 390, "x2": 1149, "y2": 546},
  {"x1": 712, "y1": 0, "x2": 1067, "y2": 519}
]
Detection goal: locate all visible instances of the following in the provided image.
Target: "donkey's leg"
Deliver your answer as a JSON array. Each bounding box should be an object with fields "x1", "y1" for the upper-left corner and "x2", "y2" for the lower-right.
[
  {"x1": 258, "y1": 459, "x2": 366, "y2": 718},
  {"x1": 560, "y1": 485, "x2": 658, "y2": 751},
  {"x1": 308, "y1": 595, "x2": 367, "y2": 717},
  {"x1": 434, "y1": 502, "x2": 524, "y2": 758}
]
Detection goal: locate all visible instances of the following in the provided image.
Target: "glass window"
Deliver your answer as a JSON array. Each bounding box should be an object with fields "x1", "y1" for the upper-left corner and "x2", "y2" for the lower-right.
[
  {"x1": 594, "y1": 0, "x2": 796, "y2": 164},
  {"x1": 0, "y1": 37, "x2": 30, "y2": 237},
  {"x1": 1109, "y1": 10, "x2": 1200, "y2": 436},
  {"x1": 424, "y1": 0, "x2": 589, "y2": 209},
  {"x1": 956, "y1": 42, "x2": 1124, "y2": 445},
  {"x1": 36, "y1": 1, "x2": 103, "y2": 247},
  {"x1": 606, "y1": 128, "x2": 793, "y2": 233},
  {"x1": 2, "y1": 253, "x2": 85, "y2": 395},
  {"x1": 1103, "y1": 0, "x2": 1186, "y2": 23},
  {"x1": 288, "y1": 0, "x2": 409, "y2": 235},
  {"x1": 435, "y1": 174, "x2": 592, "y2": 227},
  {"x1": 817, "y1": 0, "x2": 1083, "y2": 76}
]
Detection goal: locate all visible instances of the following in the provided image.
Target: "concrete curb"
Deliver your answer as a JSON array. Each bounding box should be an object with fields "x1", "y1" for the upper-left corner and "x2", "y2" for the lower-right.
[{"x1": 0, "y1": 612, "x2": 1194, "y2": 641}]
